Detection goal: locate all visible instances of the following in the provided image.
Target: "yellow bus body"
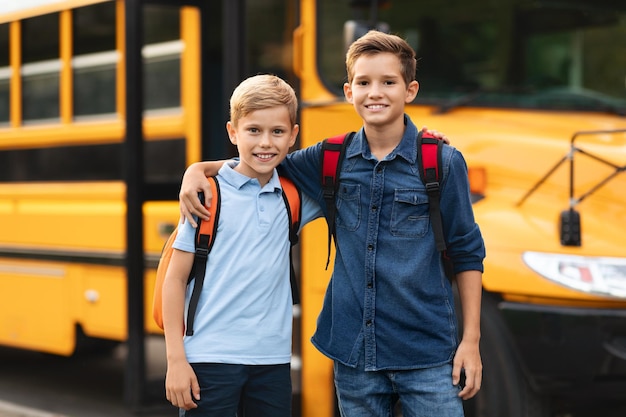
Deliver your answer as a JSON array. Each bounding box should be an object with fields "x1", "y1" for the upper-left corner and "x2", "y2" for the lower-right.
[{"x1": 0, "y1": 180, "x2": 176, "y2": 354}]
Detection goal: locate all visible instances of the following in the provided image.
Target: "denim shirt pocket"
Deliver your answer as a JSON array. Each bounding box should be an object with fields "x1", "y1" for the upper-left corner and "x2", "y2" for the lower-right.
[
  {"x1": 391, "y1": 188, "x2": 429, "y2": 238},
  {"x1": 336, "y1": 183, "x2": 360, "y2": 231}
]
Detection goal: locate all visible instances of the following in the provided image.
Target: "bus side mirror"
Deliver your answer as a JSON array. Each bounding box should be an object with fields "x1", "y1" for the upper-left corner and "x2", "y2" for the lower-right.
[{"x1": 560, "y1": 208, "x2": 581, "y2": 246}]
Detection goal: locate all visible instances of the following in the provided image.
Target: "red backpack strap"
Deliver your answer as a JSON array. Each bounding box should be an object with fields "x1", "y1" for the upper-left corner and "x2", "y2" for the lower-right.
[
  {"x1": 185, "y1": 176, "x2": 220, "y2": 336},
  {"x1": 418, "y1": 131, "x2": 454, "y2": 281},
  {"x1": 320, "y1": 132, "x2": 355, "y2": 269},
  {"x1": 279, "y1": 176, "x2": 302, "y2": 304}
]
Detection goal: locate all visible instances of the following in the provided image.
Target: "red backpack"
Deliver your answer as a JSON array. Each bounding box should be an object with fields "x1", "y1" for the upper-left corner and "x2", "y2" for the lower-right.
[
  {"x1": 320, "y1": 130, "x2": 454, "y2": 280},
  {"x1": 153, "y1": 176, "x2": 301, "y2": 335}
]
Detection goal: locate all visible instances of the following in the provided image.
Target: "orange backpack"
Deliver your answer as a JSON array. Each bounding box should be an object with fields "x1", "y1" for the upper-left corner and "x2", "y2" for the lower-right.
[{"x1": 152, "y1": 176, "x2": 301, "y2": 336}]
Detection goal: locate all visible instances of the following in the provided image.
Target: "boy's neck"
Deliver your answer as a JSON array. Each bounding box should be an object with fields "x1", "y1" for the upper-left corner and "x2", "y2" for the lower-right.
[{"x1": 364, "y1": 120, "x2": 406, "y2": 160}]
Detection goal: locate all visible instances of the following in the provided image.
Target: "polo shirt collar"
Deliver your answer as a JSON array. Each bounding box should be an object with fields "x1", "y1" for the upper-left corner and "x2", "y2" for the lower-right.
[{"x1": 220, "y1": 161, "x2": 282, "y2": 192}]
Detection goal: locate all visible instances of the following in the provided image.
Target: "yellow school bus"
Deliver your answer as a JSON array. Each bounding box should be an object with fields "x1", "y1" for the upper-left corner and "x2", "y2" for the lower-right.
[{"x1": 1, "y1": 0, "x2": 625, "y2": 416}]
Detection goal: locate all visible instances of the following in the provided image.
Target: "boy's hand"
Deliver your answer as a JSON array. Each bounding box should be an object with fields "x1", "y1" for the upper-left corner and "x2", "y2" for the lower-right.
[
  {"x1": 452, "y1": 339, "x2": 482, "y2": 400},
  {"x1": 165, "y1": 359, "x2": 201, "y2": 410},
  {"x1": 179, "y1": 163, "x2": 212, "y2": 227},
  {"x1": 421, "y1": 126, "x2": 450, "y2": 145}
]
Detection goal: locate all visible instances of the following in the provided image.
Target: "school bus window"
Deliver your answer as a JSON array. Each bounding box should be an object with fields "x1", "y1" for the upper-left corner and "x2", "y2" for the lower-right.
[
  {"x1": 22, "y1": 13, "x2": 60, "y2": 122},
  {"x1": 317, "y1": 0, "x2": 626, "y2": 112},
  {"x1": 317, "y1": 0, "x2": 350, "y2": 91},
  {"x1": 72, "y1": 1, "x2": 117, "y2": 118},
  {"x1": 0, "y1": 22, "x2": 8, "y2": 124},
  {"x1": 247, "y1": 0, "x2": 295, "y2": 81},
  {"x1": 0, "y1": 138, "x2": 184, "y2": 183},
  {"x1": 143, "y1": 6, "x2": 181, "y2": 111},
  {"x1": 582, "y1": 22, "x2": 626, "y2": 98},
  {"x1": 0, "y1": 144, "x2": 120, "y2": 182}
]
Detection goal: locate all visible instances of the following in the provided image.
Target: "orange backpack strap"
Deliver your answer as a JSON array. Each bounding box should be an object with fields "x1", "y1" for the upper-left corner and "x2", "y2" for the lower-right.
[
  {"x1": 279, "y1": 176, "x2": 302, "y2": 304},
  {"x1": 152, "y1": 177, "x2": 220, "y2": 334}
]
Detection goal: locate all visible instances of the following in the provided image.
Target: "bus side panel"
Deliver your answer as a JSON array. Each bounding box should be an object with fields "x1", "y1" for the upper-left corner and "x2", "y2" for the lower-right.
[
  {"x1": 0, "y1": 258, "x2": 75, "y2": 355},
  {"x1": 78, "y1": 264, "x2": 127, "y2": 341},
  {"x1": 300, "y1": 218, "x2": 336, "y2": 417},
  {"x1": 0, "y1": 186, "x2": 178, "y2": 354}
]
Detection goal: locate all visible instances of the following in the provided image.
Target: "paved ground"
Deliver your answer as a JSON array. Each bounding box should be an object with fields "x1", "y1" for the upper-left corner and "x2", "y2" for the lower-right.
[
  {"x1": 1, "y1": 336, "x2": 626, "y2": 417},
  {"x1": 0, "y1": 400, "x2": 67, "y2": 417},
  {"x1": 0, "y1": 336, "x2": 172, "y2": 417}
]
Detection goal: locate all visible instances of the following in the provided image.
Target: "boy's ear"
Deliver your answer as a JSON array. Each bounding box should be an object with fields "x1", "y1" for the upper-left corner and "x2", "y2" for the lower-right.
[
  {"x1": 343, "y1": 83, "x2": 353, "y2": 103},
  {"x1": 405, "y1": 80, "x2": 419, "y2": 103},
  {"x1": 289, "y1": 124, "x2": 300, "y2": 147},
  {"x1": 226, "y1": 121, "x2": 237, "y2": 144}
]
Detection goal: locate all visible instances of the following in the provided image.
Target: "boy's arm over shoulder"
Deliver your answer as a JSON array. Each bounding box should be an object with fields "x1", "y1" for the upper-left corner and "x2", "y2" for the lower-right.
[
  {"x1": 299, "y1": 192, "x2": 324, "y2": 229},
  {"x1": 278, "y1": 143, "x2": 325, "y2": 202},
  {"x1": 179, "y1": 160, "x2": 230, "y2": 227}
]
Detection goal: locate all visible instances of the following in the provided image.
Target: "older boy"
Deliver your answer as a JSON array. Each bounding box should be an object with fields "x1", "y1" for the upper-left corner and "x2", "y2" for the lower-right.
[
  {"x1": 180, "y1": 31, "x2": 485, "y2": 417},
  {"x1": 162, "y1": 74, "x2": 322, "y2": 416}
]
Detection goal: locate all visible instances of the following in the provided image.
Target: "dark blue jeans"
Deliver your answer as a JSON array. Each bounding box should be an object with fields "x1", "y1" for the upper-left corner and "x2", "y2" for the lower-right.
[{"x1": 180, "y1": 363, "x2": 291, "y2": 417}]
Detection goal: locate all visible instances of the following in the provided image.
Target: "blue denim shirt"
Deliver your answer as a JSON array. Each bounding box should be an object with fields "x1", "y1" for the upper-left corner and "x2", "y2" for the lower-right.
[{"x1": 281, "y1": 115, "x2": 485, "y2": 371}]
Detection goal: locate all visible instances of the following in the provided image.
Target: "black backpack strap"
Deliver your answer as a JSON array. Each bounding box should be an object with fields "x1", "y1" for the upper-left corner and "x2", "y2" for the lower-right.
[
  {"x1": 417, "y1": 132, "x2": 454, "y2": 281},
  {"x1": 186, "y1": 176, "x2": 221, "y2": 336},
  {"x1": 320, "y1": 132, "x2": 355, "y2": 269}
]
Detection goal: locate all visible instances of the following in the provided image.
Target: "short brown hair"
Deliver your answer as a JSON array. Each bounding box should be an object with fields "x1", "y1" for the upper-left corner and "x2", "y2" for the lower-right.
[
  {"x1": 229, "y1": 74, "x2": 298, "y2": 126},
  {"x1": 345, "y1": 30, "x2": 416, "y2": 87}
]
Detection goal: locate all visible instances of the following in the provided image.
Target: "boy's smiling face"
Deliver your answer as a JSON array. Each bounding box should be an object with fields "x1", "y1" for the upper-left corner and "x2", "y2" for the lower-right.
[
  {"x1": 344, "y1": 52, "x2": 418, "y2": 131},
  {"x1": 227, "y1": 105, "x2": 298, "y2": 185}
]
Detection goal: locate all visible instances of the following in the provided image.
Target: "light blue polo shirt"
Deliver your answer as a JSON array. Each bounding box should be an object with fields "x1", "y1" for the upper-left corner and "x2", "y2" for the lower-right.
[{"x1": 173, "y1": 162, "x2": 322, "y2": 365}]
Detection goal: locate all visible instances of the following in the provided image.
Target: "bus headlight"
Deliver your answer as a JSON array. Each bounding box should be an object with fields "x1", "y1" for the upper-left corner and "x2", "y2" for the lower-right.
[{"x1": 522, "y1": 252, "x2": 626, "y2": 299}]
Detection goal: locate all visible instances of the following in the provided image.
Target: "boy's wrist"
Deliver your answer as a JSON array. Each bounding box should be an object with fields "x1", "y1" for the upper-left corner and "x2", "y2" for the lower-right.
[
  {"x1": 166, "y1": 353, "x2": 188, "y2": 364},
  {"x1": 461, "y1": 330, "x2": 481, "y2": 344}
]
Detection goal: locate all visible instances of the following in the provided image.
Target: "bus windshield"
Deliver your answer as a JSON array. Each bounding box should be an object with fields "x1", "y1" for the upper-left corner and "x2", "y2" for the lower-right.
[{"x1": 318, "y1": 0, "x2": 626, "y2": 114}]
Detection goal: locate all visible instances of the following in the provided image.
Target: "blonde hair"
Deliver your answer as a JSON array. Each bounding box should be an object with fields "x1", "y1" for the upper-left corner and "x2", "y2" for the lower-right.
[
  {"x1": 345, "y1": 30, "x2": 416, "y2": 87},
  {"x1": 229, "y1": 74, "x2": 298, "y2": 126}
]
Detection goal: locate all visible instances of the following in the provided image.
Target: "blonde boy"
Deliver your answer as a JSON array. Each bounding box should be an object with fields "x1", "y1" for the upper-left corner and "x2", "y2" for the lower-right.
[{"x1": 162, "y1": 74, "x2": 321, "y2": 416}]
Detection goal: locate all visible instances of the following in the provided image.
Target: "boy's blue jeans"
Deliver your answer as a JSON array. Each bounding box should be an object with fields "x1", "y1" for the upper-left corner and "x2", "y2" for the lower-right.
[
  {"x1": 334, "y1": 359, "x2": 464, "y2": 417},
  {"x1": 180, "y1": 363, "x2": 291, "y2": 417}
]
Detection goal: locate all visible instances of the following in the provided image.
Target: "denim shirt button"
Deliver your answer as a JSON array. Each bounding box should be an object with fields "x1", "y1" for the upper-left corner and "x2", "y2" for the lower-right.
[
  {"x1": 367, "y1": 282, "x2": 373, "y2": 288},
  {"x1": 366, "y1": 320, "x2": 372, "y2": 326},
  {"x1": 367, "y1": 244, "x2": 374, "y2": 251}
]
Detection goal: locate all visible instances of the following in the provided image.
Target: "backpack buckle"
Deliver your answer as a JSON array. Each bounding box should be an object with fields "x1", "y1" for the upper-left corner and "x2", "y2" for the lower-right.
[
  {"x1": 425, "y1": 181, "x2": 440, "y2": 193},
  {"x1": 323, "y1": 188, "x2": 335, "y2": 199},
  {"x1": 195, "y1": 247, "x2": 209, "y2": 259}
]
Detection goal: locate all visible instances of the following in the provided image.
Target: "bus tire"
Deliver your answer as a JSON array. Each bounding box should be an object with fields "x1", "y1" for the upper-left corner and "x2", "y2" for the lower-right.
[{"x1": 463, "y1": 293, "x2": 551, "y2": 417}]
